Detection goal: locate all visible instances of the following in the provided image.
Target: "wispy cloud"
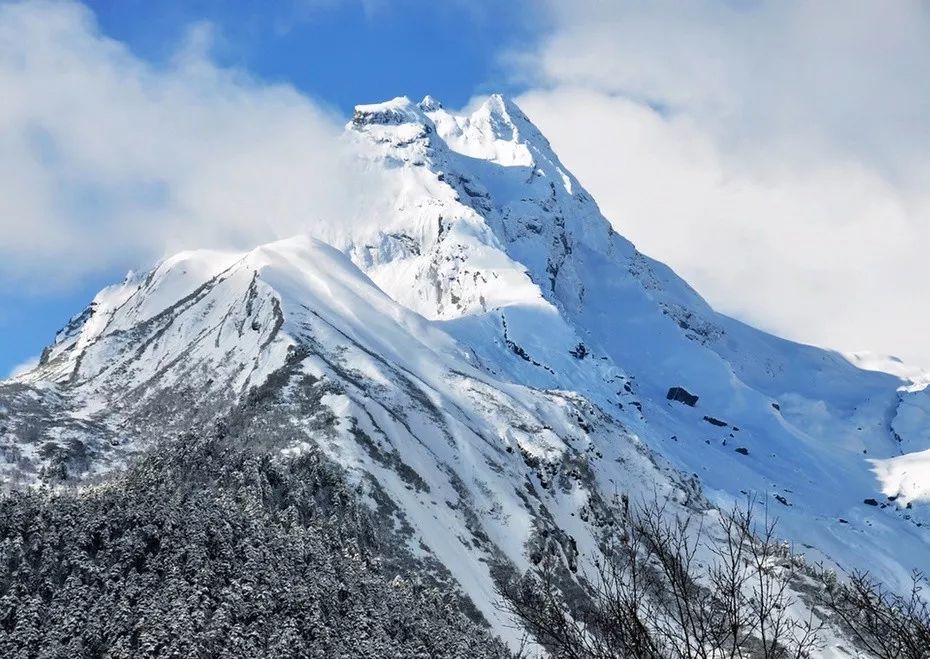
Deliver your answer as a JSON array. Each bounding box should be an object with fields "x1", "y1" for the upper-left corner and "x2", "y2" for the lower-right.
[
  {"x1": 0, "y1": 0, "x2": 386, "y2": 291},
  {"x1": 7, "y1": 356, "x2": 38, "y2": 380}
]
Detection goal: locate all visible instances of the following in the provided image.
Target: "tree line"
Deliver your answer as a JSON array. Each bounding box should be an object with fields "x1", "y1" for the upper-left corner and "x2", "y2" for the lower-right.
[{"x1": 0, "y1": 429, "x2": 510, "y2": 658}]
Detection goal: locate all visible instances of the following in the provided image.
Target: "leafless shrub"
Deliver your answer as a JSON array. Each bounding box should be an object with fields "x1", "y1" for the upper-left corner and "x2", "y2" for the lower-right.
[
  {"x1": 498, "y1": 497, "x2": 822, "y2": 658},
  {"x1": 817, "y1": 568, "x2": 930, "y2": 659}
]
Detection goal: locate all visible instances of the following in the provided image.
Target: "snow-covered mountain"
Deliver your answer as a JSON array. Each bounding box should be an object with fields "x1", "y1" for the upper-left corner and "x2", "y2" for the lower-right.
[{"x1": 2, "y1": 94, "x2": 929, "y2": 647}]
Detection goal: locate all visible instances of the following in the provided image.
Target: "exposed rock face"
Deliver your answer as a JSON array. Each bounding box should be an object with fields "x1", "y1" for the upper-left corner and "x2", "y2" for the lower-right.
[{"x1": 667, "y1": 386, "x2": 699, "y2": 407}]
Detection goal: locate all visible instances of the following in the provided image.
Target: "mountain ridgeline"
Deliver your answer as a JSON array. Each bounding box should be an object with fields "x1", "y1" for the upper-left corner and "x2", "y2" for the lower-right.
[{"x1": 1, "y1": 94, "x2": 929, "y2": 657}]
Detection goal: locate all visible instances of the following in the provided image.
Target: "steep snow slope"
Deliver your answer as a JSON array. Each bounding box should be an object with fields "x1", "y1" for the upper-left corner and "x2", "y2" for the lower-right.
[
  {"x1": 341, "y1": 95, "x2": 930, "y2": 589},
  {"x1": 2, "y1": 94, "x2": 929, "y2": 644},
  {"x1": 2, "y1": 236, "x2": 683, "y2": 643}
]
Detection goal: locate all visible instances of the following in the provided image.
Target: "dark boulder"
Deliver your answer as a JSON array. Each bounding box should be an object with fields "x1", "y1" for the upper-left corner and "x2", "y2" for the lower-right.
[
  {"x1": 667, "y1": 387, "x2": 699, "y2": 407},
  {"x1": 569, "y1": 343, "x2": 589, "y2": 359}
]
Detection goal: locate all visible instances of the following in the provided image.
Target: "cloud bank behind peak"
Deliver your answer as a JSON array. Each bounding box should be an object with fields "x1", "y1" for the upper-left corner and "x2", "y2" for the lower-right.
[{"x1": 512, "y1": 0, "x2": 930, "y2": 368}]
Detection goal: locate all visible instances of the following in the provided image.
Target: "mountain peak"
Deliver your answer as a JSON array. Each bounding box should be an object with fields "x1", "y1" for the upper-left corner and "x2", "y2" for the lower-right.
[
  {"x1": 351, "y1": 96, "x2": 424, "y2": 126},
  {"x1": 418, "y1": 94, "x2": 442, "y2": 112},
  {"x1": 349, "y1": 93, "x2": 549, "y2": 158},
  {"x1": 5, "y1": 89, "x2": 930, "y2": 656},
  {"x1": 476, "y1": 92, "x2": 518, "y2": 119}
]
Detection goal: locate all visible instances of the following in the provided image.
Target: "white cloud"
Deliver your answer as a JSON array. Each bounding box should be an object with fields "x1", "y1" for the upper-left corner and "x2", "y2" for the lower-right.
[
  {"x1": 513, "y1": 0, "x2": 930, "y2": 368},
  {"x1": 0, "y1": 0, "x2": 386, "y2": 291},
  {"x1": 7, "y1": 356, "x2": 38, "y2": 379}
]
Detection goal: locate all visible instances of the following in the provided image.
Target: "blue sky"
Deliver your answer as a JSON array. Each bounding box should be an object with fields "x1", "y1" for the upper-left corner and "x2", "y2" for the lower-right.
[
  {"x1": 0, "y1": 0, "x2": 545, "y2": 376},
  {"x1": 3, "y1": 0, "x2": 930, "y2": 376},
  {"x1": 87, "y1": 0, "x2": 543, "y2": 113}
]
